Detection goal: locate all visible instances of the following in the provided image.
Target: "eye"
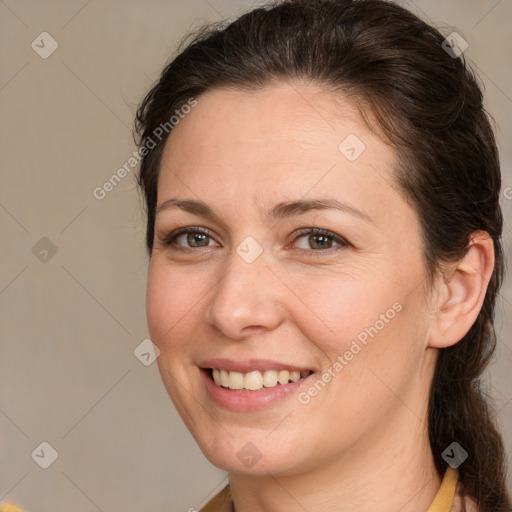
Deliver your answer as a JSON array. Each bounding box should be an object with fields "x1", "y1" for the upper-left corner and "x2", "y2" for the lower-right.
[
  {"x1": 291, "y1": 228, "x2": 350, "y2": 256},
  {"x1": 160, "y1": 227, "x2": 218, "y2": 249},
  {"x1": 158, "y1": 226, "x2": 350, "y2": 256}
]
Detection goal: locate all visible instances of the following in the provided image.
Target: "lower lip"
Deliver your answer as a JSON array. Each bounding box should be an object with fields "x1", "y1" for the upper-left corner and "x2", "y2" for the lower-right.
[{"x1": 201, "y1": 369, "x2": 314, "y2": 412}]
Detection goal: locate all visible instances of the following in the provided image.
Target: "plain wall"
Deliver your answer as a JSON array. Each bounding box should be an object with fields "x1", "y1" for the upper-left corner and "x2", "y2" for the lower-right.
[{"x1": 1, "y1": 0, "x2": 511, "y2": 510}]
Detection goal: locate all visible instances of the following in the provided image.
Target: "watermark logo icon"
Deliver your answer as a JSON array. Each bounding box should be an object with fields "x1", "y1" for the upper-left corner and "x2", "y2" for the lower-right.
[
  {"x1": 134, "y1": 338, "x2": 160, "y2": 366},
  {"x1": 31, "y1": 32, "x2": 59, "y2": 59},
  {"x1": 338, "y1": 134, "x2": 366, "y2": 161},
  {"x1": 31, "y1": 441, "x2": 58, "y2": 469},
  {"x1": 442, "y1": 442, "x2": 468, "y2": 469},
  {"x1": 237, "y1": 442, "x2": 263, "y2": 468},
  {"x1": 32, "y1": 237, "x2": 58, "y2": 263},
  {"x1": 442, "y1": 32, "x2": 468, "y2": 58},
  {"x1": 236, "y1": 236, "x2": 263, "y2": 264}
]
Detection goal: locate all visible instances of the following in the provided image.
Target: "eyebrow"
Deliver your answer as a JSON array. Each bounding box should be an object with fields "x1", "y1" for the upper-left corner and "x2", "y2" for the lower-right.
[{"x1": 156, "y1": 197, "x2": 375, "y2": 225}]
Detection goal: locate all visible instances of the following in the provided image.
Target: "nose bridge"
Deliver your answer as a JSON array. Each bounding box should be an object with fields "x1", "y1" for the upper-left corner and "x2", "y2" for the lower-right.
[{"x1": 206, "y1": 240, "x2": 283, "y2": 338}]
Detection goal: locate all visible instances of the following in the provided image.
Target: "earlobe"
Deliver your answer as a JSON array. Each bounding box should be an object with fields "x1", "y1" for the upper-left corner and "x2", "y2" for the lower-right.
[{"x1": 428, "y1": 231, "x2": 495, "y2": 349}]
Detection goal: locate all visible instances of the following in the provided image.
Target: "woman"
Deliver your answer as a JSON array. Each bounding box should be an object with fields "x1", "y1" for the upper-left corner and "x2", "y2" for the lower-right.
[{"x1": 133, "y1": 0, "x2": 510, "y2": 510}]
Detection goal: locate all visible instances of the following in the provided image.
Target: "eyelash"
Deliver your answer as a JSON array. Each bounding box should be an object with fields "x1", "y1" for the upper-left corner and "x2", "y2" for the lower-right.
[{"x1": 159, "y1": 226, "x2": 350, "y2": 256}]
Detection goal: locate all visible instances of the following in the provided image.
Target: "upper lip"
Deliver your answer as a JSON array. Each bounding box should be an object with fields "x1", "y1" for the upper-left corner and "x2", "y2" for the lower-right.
[{"x1": 199, "y1": 358, "x2": 314, "y2": 373}]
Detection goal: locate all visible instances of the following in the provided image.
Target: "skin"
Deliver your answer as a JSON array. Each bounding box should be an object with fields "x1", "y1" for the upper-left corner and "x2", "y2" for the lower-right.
[{"x1": 145, "y1": 81, "x2": 495, "y2": 511}]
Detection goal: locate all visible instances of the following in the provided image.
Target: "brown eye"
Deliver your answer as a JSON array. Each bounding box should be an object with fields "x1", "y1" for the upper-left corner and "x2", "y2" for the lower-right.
[
  {"x1": 292, "y1": 228, "x2": 350, "y2": 256},
  {"x1": 162, "y1": 227, "x2": 218, "y2": 249},
  {"x1": 179, "y1": 232, "x2": 210, "y2": 248}
]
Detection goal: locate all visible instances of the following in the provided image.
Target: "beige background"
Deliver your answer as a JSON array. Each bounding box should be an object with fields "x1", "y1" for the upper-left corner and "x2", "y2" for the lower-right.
[{"x1": 0, "y1": 1, "x2": 511, "y2": 510}]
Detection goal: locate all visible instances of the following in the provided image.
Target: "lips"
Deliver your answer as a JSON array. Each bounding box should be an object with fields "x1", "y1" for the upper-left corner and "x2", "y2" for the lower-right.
[{"x1": 200, "y1": 363, "x2": 316, "y2": 411}]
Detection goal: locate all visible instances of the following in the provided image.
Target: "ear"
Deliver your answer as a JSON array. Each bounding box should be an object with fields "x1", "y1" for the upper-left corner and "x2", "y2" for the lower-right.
[{"x1": 428, "y1": 231, "x2": 495, "y2": 349}]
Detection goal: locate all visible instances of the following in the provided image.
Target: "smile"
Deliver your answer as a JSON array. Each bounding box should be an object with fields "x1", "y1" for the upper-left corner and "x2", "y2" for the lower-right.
[{"x1": 199, "y1": 358, "x2": 316, "y2": 411}]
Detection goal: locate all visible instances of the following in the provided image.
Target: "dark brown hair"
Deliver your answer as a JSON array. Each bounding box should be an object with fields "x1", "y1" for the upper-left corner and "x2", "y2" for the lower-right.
[{"x1": 134, "y1": 0, "x2": 510, "y2": 509}]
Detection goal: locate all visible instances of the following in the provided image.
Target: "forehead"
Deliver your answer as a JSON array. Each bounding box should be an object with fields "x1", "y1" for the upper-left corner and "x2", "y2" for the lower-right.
[
  {"x1": 164, "y1": 82, "x2": 367, "y2": 154},
  {"x1": 159, "y1": 82, "x2": 396, "y2": 190}
]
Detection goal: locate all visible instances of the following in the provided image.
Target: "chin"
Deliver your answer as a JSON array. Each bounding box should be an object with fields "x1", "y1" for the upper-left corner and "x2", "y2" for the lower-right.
[{"x1": 195, "y1": 429, "x2": 309, "y2": 476}]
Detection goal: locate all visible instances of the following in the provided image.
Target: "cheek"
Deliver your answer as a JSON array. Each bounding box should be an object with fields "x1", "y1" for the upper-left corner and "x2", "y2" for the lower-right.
[
  {"x1": 146, "y1": 266, "x2": 168, "y2": 346},
  {"x1": 288, "y1": 267, "x2": 425, "y2": 420},
  {"x1": 146, "y1": 261, "x2": 195, "y2": 353},
  {"x1": 286, "y1": 270, "x2": 399, "y2": 359}
]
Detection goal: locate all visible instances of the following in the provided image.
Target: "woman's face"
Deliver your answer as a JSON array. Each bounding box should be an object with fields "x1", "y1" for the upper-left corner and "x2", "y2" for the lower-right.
[{"x1": 146, "y1": 82, "x2": 437, "y2": 476}]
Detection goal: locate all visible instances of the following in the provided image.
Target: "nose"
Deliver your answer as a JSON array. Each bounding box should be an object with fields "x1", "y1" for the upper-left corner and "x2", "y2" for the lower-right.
[{"x1": 205, "y1": 245, "x2": 285, "y2": 340}]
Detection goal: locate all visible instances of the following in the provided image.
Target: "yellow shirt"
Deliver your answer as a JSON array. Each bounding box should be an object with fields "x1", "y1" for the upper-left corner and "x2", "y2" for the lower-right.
[{"x1": 198, "y1": 467, "x2": 475, "y2": 512}]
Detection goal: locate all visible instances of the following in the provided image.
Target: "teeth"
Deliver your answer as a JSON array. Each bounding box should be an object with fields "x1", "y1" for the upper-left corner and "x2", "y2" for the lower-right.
[
  {"x1": 220, "y1": 369, "x2": 229, "y2": 387},
  {"x1": 278, "y1": 370, "x2": 289, "y2": 385},
  {"x1": 211, "y1": 368, "x2": 311, "y2": 391},
  {"x1": 290, "y1": 370, "x2": 300, "y2": 382},
  {"x1": 244, "y1": 371, "x2": 263, "y2": 390},
  {"x1": 263, "y1": 370, "x2": 278, "y2": 387},
  {"x1": 228, "y1": 371, "x2": 244, "y2": 390}
]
